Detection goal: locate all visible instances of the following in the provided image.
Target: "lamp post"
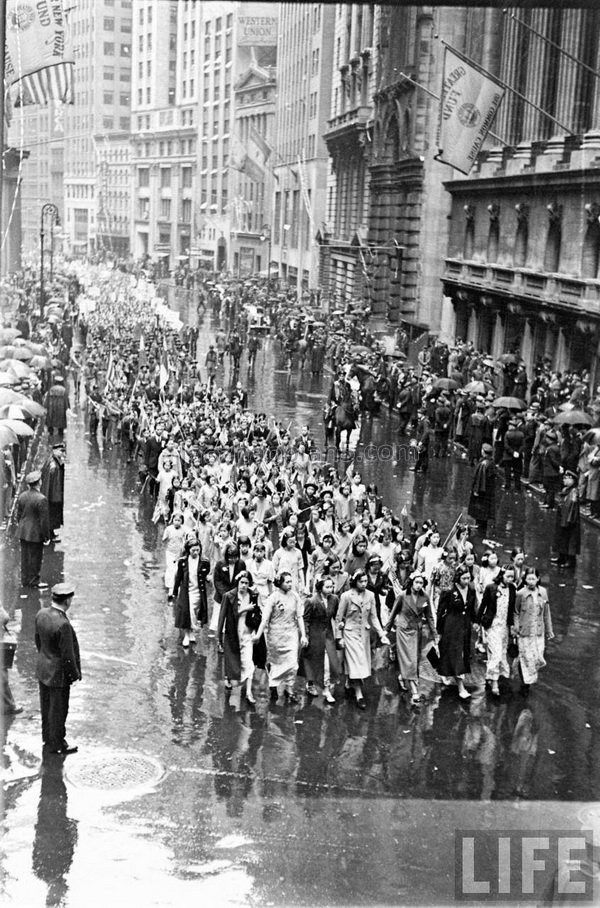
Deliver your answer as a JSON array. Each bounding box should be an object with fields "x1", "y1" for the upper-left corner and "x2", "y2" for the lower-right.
[
  {"x1": 260, "y1": 224, "x2": 272, "y2": 291},
  {"x1": 40, "y1": 203, "x2": 60, "y2": 319}
]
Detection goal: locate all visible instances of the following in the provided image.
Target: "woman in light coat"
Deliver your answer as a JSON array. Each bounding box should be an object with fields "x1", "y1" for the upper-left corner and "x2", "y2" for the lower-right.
[
  {"x1": 386, "y1": 571, "x2": 437, "y2": 705},
  {"x1": 513, "y1": 567, "x2": 554, "y2": 691},
  {"x1": 335, "y1": 569, "x2": 390, "y2": 709}
]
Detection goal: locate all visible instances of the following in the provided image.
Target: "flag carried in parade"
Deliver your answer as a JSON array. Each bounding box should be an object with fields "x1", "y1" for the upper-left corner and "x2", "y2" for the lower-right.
[
  {"x1": 159, "y1": 347, "x2": 170, "y2": 391},
  {"x1": 5, "y1": 0, "x2": 74, "y2": 106},
  {"x1": 435, "y1": 46, "x2": 504, "y2": 175}
]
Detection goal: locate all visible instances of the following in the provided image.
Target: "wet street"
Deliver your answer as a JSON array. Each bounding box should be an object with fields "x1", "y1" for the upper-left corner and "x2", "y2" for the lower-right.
[{"x1": 2, "y1": 315, "x2": 600, "y2": 906}]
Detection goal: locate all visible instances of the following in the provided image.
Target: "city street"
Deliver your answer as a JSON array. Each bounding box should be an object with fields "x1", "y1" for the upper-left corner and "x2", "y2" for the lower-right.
[{"x1": 2, "y1": 315, "x2": 600, "y2": 906}]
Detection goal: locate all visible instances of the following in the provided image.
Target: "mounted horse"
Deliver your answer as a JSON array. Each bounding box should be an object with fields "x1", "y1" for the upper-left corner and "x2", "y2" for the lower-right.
[
  {"x1": 347, "y1": 363, "x2": 380, "y2": 416},
  {"x1": 324, "y1": 378, "x2": 359, "y2": 449}
]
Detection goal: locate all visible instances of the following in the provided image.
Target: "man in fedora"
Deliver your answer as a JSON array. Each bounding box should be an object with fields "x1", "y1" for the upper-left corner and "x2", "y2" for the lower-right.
[
  {"x1": 542, "y1": 430, "x2": 562, "y2": 509},
  {"x1": 35, "y1": 582, "x2": 81, "y2": 755},
  {"x1": 15, "y1": 470, "x2": 50, "y2": 588}
]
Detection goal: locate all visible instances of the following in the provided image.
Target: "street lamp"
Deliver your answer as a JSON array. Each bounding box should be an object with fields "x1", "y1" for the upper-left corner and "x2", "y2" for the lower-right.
[
  {"x1": 259, "y1": 224, "x2": 272, "y2": 291},
  {"x1": 40, "y1": 203, "x2": 60, "y2": 318}
]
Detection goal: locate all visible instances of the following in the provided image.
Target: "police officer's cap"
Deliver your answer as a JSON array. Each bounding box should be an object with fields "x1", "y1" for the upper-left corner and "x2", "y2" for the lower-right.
[{"x1": 52, "y1": 582, "x2": 75, "y2": 598}]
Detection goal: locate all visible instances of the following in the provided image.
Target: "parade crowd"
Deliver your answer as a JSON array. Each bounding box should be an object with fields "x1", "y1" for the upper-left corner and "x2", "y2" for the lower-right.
[{"x1": 4, "y1": 259, "x2": 597, "y2": 747}]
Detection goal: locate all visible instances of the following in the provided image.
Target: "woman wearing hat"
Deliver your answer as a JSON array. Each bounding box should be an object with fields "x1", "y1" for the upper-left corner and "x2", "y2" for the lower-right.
[
  {"x1": 386, "y1": 571, "x2": 437, "y2": 705},
  {"x1": 551, "y1": 470, "x2": 581, "y2": 568},
  {"x1": 335, "y1": 569, "x2": 390, "y2": 709}
]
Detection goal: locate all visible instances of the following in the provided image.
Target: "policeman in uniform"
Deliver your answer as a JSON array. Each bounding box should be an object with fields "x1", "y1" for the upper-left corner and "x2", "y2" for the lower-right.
[{"x1": 35, "y1": 582, "x2": 81, "y2": 755}]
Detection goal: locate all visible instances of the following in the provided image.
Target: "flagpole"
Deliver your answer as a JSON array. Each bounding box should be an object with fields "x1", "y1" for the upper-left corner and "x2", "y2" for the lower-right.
[
  {"x1": 399, "y1": 71, "x2": 508, "y2": 148},
  {"x1": 439, "y1": 38, "x2": 572, "y2": 135},
  {"x1": 504, "y1": 9, "x2": 600, "y2": 82},
  {"x1": 0, "y1": 0, "x2": 6, "y2": 279}
]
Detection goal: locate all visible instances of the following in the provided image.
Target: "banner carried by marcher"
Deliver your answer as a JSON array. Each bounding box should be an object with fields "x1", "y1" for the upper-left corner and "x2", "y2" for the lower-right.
[{"x1": 435, "y1": 47, "x2": 504, "y2": 175}]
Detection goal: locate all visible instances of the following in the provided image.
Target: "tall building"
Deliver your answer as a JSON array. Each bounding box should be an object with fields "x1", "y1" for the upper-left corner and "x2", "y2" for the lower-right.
[
  {"x1": 441, "y1": 7, "x2": 600, "y2": 380},
  {"x1": 321, "y1": 4, "x2": 377, "y2": 306},
  {"x1": 130, "y1": 0, "x2": 194, "y2": 270},
  {"x1": 8, "y1": 106, "x2": 65, "y2": 258},
  {"x1": 272, "y1": 3, "x2": 335, "y2": 293},
  {"x1": 63, "y1": 0, "x2": 133, "y2": 255}
]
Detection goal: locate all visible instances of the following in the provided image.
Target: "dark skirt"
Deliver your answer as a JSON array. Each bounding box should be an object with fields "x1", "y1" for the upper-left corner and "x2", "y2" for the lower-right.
[
  {"x1": 438, "y1": 612, "x2": 471, "y2": 677},
  {"x1": 299, "y1": 623, "x2": 341, "y2": 687}
]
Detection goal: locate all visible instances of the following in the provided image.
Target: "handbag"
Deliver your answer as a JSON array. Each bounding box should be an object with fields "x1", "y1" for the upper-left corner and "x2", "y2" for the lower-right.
[
  {"x1": 2, "y1": 640, "x2": 16, "y2": 670},
  {"x1": 426, "y1": 644, "x2": 440, "y2": 670},
  {"x1": 507, "y1": 638, "x2": 519, "y2": 659},
  {"x1": 335, "y1": 621, "x2": 345, "y2": 650},
  {"x1": 245, "y1": 603, "x2": 262, "y2": 632}
]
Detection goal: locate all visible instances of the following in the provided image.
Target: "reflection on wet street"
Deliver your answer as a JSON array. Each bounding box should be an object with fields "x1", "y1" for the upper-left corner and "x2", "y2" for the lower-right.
[{"x1": 2, "y1": 314, "x2": 600, "y2": 905}]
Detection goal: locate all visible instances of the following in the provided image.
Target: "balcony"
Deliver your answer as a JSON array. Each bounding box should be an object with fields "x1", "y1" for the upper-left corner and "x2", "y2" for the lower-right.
[
  {"x1": 443, "y1": 258, "x2": 600, "y2": 318},
  {"x1": 324, "y1": 106, "x2": 372, "y2": 145}
]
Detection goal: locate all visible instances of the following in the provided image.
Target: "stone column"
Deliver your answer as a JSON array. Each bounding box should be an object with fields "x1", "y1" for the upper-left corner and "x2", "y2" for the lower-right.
[
  {"x1": 554, "y1": 327, "x2": 569, "y2": 372},
  {"x1": 554, "y1": 10, "x2": 582, "y2": 134},
  {"x1": 522, "y1": 10, "x2": 551, "y2": 140},
  {"x1": 466, "y1": 307, "x2": 478, "y2": 345}
]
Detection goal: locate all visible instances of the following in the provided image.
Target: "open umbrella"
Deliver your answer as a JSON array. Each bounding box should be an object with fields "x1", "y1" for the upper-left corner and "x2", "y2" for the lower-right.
[
  {"x1": 553, "y1": 410, "x2": 593, "y2": 427},
  {"x1": 0, "y1": 404, "x2": 31, "y2": 419},
  {"x1": 15, "y1": 398, "x2": 45, "y2": 418},
  {"x1": 0, "y1": 359, "x2": 31, "y2": 378},
  {"x1": 12, "y1": 347, "x2": 33, "y2": 361},
  {"x1": 350, "y1": 345, "x2": 371, "y2": 358},
  {"x1": 584, "y1": 428, "x2": 600, "y2": 444},
  {"x1": 0, "y1": 418, "x2": 34, "y2": 437},
  {"x1": 0, "y1": 388, "x2": 26, "y2": 406},
  {"x1": 492, "y1": 396, "x2": 527, "y2": 410},
  {"x1": 434, "y1": 377, "x2": 460, "y2": 391},
  {"x1": 0, "y1": 424, "x2": 18, "y2": 447},
  {"x1": 26, "y1": 343, "x2": 51, "y2": 356},
  {"x1": 498, "y1": 353, "x2": 519, "y2": 365},
  {"x1": 0, "y1": 328, "x2": 21, "y2": 343},
  {"x1": 464, "y1": 380, "x2": 495, "y2": 394},
  {"x1": 0, "y1": 372, "x2": 18, "y2": 386},
  {"x1": 29, "y1": 354, "x2": 52, "y2": 370},
  {"x1": 0, "y1": 346, "x2": 16, "y2": 358},
  {"x1": 557, "y1": 402, "x2": 575, "y2": 412}
]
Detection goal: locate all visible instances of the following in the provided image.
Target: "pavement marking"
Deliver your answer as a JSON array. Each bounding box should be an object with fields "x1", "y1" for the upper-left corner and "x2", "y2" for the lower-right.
[{"x1": 81, "y1": 651, "x2": 137, "y2": 666}]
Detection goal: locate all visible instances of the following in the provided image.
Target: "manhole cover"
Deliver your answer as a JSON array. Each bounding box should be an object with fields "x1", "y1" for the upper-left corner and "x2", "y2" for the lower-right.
[{"x1": 66, "y1": 750, "x2": 164, "y2": 793}]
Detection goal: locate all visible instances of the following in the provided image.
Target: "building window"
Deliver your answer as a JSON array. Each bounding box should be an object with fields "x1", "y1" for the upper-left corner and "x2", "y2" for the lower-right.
[
  {"x1": 103, "y1": 116, "x2": 114, "y2": 129},
  {"x1": 582, "y1": 210, "x2": 600, "y2": 278},
  {"x1": 104, "y1": 17, "x2": 114, "y2": 29},
  {"x1": 119, "y1": 116, "x2": 129, "y2": 131},
  {"x1": 182, "y1": 166, "x2": 192, "y2": 188},
  {"x1": 104, "y1": 42, "x2": 115, "y2": 55},
  {"x1": 119, "y1": 92, "x2": 129, "y2": 106},
  {"x1": 137, "y1": 88, "x2": 143, "y2": 104},
  {"x1": 463, "y1": 205, "x2": 475, "y2": 259},
  {"x1": 138, "y1": 61, "x2": 143, "y2": 78},
  {"x1": 226, "y1": 13, "x2": 232, "y2": 28},
  {"x1": 160, "y1": 198, "x2": 171, "y2": 220},
  {"x1": 146, "y1": 87, "x2": 151, "y2": 103},
  {"x1": 544, "y1": 204, "x2": 562, "y2": 272},
  {"x1": 104, "y1": 67, "x2": 114, "y2": 80},
  {"x1": 139, "y1": 7, "x2": 143, "y2": 25},
  {"x1": 216, "y1": 17, "x2": 222, "y2": 32},
  {"x1": 120, "y1": 43, "x2": 130, "y2": 57},
  {"x1": 138, "y1": 167, "x2": 149, "y2": 187},
  {"x1": 103, "y1": 91, "x2": 114, "y2": 104},
  {"x1": 138, "y1": 34, "x2": 143, "y2": 52},
  {"x1": 160, "y1": 167, "x2": 171, "y2": 188},
  {"x1": 181, "y1": 199, "x2": 192, "y2": 222},
  {"x1": 138, "y1": 198, "x2": 149, "y2": 219},
  {"x1": 487, "y1": 205, "x2": 500, "y2": 262}
]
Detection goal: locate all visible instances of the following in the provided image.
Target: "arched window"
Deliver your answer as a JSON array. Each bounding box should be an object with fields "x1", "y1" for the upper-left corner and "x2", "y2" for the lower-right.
[
  {"x1": 514, "y1": 220, "x2": 528, "y2": 267},
  {"x1": 487, "y1": 205, "x2": 500, "y2": 262},
  {"x1": 383, "y1": 115, "x2": 400, "y2": 163}
]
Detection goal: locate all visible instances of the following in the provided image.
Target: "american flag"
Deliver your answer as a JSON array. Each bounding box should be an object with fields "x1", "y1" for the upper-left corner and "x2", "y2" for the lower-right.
[{"x1": 13, "y1": 62, "x2": 74, "y2": 107}]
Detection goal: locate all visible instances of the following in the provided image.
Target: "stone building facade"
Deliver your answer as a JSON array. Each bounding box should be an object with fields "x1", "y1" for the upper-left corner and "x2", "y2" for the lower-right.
[{"x1": 441, "y1": 6, "x2": 600, "y2": 383}]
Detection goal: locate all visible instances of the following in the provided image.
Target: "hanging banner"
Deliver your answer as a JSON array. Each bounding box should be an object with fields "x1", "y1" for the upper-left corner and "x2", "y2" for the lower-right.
[
  {"x1": 5, "y1": 0, "x2": 74, "y2": 104},
  {"x1": 435, "y1": 47, "x2": 504, "y2": 175}
]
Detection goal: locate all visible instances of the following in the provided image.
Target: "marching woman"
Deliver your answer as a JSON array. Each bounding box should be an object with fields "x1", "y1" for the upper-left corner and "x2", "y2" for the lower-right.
[
  {"x1": 436, "y1": 565, "x2": 478, "y2": 699},
  {"x1": 162, "y1": 511, "x2": 186, "y2": 599},
  {"x1": 477, "y1": 564, "x2": 516, "y2": 696},
  {"x1": 218, "y1": 571, "x2": 266, "y2": 704},
  {"x1": 386, "y1": 571, "x2": 437, "y2": 705},
  {"x1": 254, "y1": 572, "x2": 308, "y2": 703},
  {"x1": 272, "y1": 528, "x2": 305, "y2": 593},
  {"x1": 172, "y1": 537, "x2": 211, "y2": 648},
  {"x1": 335, "y1": 569, "x2": 390, "y2": 710},
  {"x1": 300, "y1": 576, "x2": 340, "y2": 703},
  {"x1": 513, "y1": 567, "x2": 554, "y2": 692}
]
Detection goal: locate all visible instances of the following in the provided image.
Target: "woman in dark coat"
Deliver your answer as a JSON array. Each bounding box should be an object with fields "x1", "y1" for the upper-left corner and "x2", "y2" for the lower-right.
[
  {"x1": 218, "y1": 571, "x2": 266, "y2": 704},
  {"x1": 468, "y1": 443, "x2": 497, "y2": 536},
  {"x1": 300, "y1": 576, "x2": 340, "y2": 703},
  {"x1": 172, "y1": 537, "x2": 210, "y2": 647},
  {"x1": 477, "y1": 564, "x2": 516, "y2": 696},
  {"x1": 437, "y1": 565, "x2": 478, "y2": 699},
  {"x1": 551, "y1": 470, "x2": 581, "y2": 568},
  {"x1": 211, "y1": 543, "x2": 247, "y2": 633}
]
